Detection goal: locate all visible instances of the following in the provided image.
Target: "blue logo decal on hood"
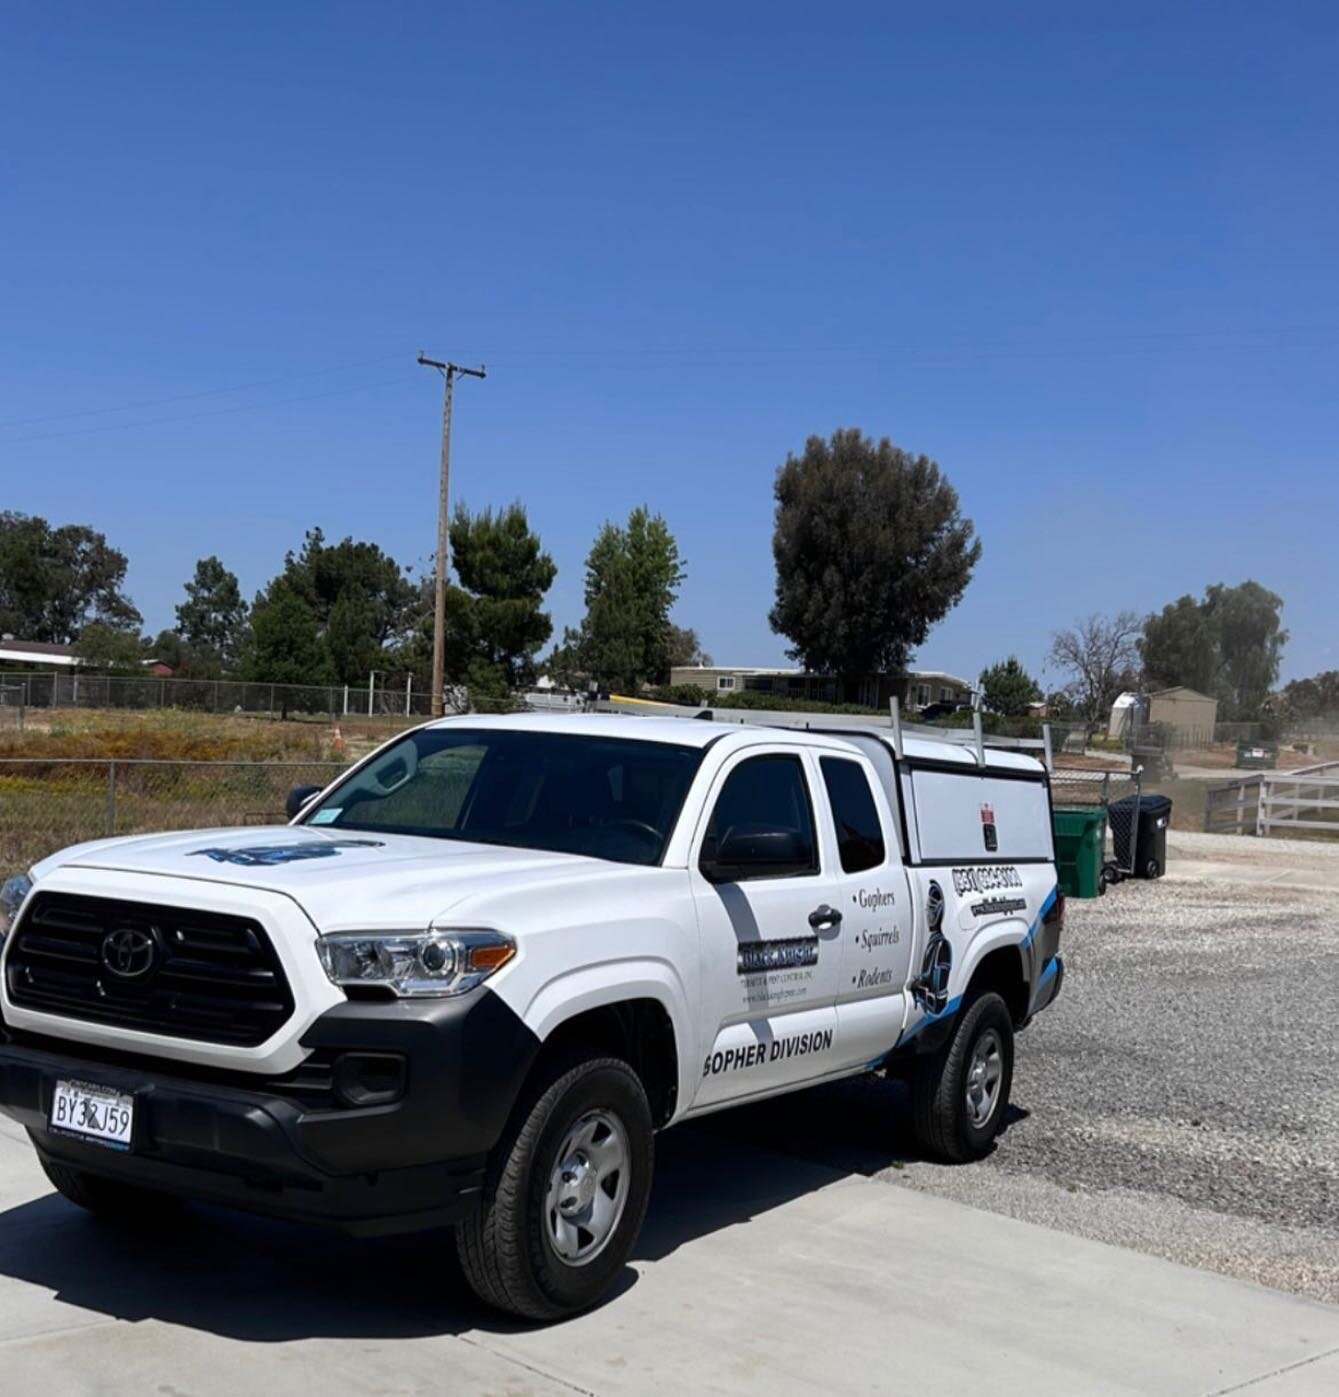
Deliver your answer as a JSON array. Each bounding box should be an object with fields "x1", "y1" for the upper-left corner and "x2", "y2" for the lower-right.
[{"x1": 189, "y1": 840, "x2": 384, "y2": 866}]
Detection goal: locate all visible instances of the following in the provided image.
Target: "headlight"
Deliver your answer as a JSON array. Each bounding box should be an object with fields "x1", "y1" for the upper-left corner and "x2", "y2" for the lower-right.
[
  {"x1": 0, "y1": 873, "x2": 34, "y2": 943},
  {"x1": 317, "y1": 928, "x2": 515, "y2": 998}
]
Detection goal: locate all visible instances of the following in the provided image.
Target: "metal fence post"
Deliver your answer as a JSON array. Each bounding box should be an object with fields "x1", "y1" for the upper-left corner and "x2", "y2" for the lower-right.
[
  {"x1": 1130, "y1": 768, "x2": 1140, "y2": 875},
  {"x1": 106, "y1": 760, "x2": 117, "y2": 835}
]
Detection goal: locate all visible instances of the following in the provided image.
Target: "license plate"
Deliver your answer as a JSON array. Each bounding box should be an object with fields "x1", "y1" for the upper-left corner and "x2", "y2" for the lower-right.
[{"x1": 49, "y1": 1079, "x2": 135, "y2": 1151}]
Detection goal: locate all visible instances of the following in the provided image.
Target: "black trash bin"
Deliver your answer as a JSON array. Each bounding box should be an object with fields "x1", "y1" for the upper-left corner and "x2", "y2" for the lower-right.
[{"x1": 1110, "y1": 793, "x2": 1172, "y2": 879}]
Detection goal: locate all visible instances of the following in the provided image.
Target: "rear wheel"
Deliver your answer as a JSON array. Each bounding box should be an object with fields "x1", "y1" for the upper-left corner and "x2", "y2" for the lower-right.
[
  {"x1": 456, "y1": 1055, "x2": 653, "y2": 1321},
  {"x1": 911, "y1": 992, "x2": 1015, "y2": 1163},
  {"x1": 40, "y1": 1158, "x2": 169, "y2": 1222}
]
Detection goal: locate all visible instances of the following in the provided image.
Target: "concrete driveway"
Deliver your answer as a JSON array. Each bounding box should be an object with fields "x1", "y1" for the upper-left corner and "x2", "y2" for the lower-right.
[{"x1": 2, "y1": 1113, "x2": 1338, "y2": 1395}]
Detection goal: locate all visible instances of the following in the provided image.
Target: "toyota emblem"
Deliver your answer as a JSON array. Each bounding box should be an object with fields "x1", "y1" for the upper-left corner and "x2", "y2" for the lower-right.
[{"x1": 100, "y1": 927, "x2": 158, "y2": 980}]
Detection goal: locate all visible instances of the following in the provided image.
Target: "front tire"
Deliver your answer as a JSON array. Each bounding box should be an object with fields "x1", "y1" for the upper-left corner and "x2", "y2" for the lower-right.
[
  {"x1": 911, "y1": 992, "x2": 1015, "y2": 1163},
  {"x1": 456, "y1": 1055, "x2": 653, "y2": 1321}
]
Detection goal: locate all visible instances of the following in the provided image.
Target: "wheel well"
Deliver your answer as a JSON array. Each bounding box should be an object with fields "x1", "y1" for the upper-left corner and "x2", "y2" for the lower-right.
[
  {"x1": 966, "y1": 946, "x2": 1029, "y2": 1026},
  {"x1": 537, "y1": 999, "x2": 679, "y2": 1127}
]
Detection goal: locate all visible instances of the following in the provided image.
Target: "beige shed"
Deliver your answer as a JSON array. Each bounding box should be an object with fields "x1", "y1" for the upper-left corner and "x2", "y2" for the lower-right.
[{"x1": 1147, "y1": 686, "x2": 1219, "y2": 748}]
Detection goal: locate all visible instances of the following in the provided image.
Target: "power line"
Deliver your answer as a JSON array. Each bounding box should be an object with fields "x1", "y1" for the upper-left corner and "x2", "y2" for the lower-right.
[
  {"x1": 0, "y1": 375, "x2": 415, "y2": 446},
  {"x1": 458, "y1": 325, "x2": 1336, "y2": 360},
  {"x1": 0, "y1": 350, "x2": 408, "y2": 430}
]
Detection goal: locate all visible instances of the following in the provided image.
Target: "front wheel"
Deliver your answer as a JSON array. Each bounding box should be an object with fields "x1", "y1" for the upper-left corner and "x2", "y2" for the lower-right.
[
  {"x1": 456, "y1": 1055, "x2": 653, "y2": 1321},
  {"x1": 911, "y1": 992, "x2": 1015, "y2": 1163}
]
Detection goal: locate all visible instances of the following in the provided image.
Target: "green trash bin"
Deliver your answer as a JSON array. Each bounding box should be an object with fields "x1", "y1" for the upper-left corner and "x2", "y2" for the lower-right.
[{"x1": 1052, "y1": 807, "x2": 1107, "y2": 898}]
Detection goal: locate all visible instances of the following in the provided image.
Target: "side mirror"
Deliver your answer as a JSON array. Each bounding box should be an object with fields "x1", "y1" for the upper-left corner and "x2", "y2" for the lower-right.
[
  {"x1": 700, "y1": 826, "x2": 812, "y2": 883},
  {"x1": 286, "y1": 784, "x2": 323, "y2": 820}
]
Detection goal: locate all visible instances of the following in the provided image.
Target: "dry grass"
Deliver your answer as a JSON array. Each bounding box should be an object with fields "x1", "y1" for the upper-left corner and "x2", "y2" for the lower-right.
[
  {"x1": 0, "y1": 708, "x2": 421, "y2": 764},
  {"x1": 0, "y1": 709, "x2": 431, "y2": 871}
]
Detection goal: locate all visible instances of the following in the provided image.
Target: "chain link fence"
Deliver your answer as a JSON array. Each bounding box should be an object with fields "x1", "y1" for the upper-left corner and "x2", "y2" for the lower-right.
[
  {"x1": 0, "y1": 670, "x2": 441, "y2": 721},
  {"x1": 1050, "y1": 767, "x2": 1143, "y2": 882},
  {"x1": 0, "y1": 759, "x2": 349, "y2": 874},
  {"x1": 0, "y1": 684, "x2": 23, "y2": 731}
]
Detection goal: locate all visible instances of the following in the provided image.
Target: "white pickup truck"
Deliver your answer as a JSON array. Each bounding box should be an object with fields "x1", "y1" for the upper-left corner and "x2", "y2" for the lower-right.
[{"x1": 0, "y1": 713, "x2": 1064, "y2": 1319}]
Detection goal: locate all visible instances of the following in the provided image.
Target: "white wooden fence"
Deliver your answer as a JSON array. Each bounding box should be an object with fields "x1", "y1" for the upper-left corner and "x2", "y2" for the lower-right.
[{"x1": 1204, "y1": 760, "x2": 1339, "y2": 838}]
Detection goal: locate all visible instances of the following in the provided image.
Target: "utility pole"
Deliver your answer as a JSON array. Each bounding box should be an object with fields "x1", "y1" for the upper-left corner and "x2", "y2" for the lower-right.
[{"x1": 418, "y1": 352, "x2": 486, "y2": 717}]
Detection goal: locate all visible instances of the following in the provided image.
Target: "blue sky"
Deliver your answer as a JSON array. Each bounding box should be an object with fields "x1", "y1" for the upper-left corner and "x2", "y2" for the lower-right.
[{"x1": 3, "y1": 1, "x2": 1336, "y2": 686}]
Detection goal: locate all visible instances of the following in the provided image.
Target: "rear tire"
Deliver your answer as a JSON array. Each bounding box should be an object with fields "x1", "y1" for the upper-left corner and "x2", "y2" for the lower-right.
[
  {"x1": 456, "y1": 1055, "x2": 653, "y2": 1321},
  {"x1": 40, "y1": 1158, "x2": 169, "y2": 1222},
  {"x1": 911, "y1": 992, "x2": 1014, "y2": 1163}
]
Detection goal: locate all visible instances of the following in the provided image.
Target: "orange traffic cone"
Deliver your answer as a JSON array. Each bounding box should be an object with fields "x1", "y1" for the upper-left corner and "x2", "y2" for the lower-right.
[{"x1": 331, "y1": 724, "x2": 345, "y2": 756}]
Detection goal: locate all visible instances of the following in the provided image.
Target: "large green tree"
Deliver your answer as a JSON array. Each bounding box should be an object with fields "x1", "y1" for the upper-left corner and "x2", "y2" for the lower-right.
[
  {"x1": 1207, "y1": 581, "x2": 1287, "y2": 721},
  {"x1": 979, "y1": 656, "x2": 1041, "y2": 717},
  {"x1": 1140, "y1": 580, "x2": 1286, "y2": 721},
  {"x1": 1141, "y1": 594, "x2": 1220, "y2": 696},
  {"x1": 255, "y1": 528, "x2": 420, "y2": 687},
  {"x1": 448, "y1": 502, "x2": 556, "y2": 693},
  {"x1": 175, "y1": 555, "x2": 249, "y2": 669},
  {"x1": 241, "y1": 583, "x2": 330, "y2": 714},
  {"x1": 280, "y1": 528, "x2": 418, "y2": 639},
  {"x1": 769, "y1": 429, "x2": 980, "y2": 701},
  {"x1": 0, "y1": 512, "x2": 142, "y2": 642},
  {"x1": 559, "y1": 507, "x2": 685, "y2": 691}
]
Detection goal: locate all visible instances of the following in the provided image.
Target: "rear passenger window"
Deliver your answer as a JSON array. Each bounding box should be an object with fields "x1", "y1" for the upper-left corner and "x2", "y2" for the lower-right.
[{"x1": 820, "y1": 757, "x2": 886, "y2": 874}]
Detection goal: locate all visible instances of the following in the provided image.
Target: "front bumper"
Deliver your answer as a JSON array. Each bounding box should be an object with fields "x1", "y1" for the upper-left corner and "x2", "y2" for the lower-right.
[{"x1": 0, "y1": 987, "x2": 539, "y2": 1236}]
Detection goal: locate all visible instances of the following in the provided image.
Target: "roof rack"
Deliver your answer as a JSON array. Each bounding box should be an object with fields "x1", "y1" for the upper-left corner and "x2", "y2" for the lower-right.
[{"x1": 587, "y1": 696, "x2": 1055, "y2": 772}]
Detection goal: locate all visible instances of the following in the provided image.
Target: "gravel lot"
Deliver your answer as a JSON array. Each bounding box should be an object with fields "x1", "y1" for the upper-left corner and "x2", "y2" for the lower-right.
[{"x1": 698, "y1": 843, "x2": 1339, "y2": 1304}]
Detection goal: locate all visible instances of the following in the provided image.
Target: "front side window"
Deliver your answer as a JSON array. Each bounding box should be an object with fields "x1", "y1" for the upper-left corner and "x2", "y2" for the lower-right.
[
  {"x1": 699, "y1": 754, "x2": 818, "y2": 880},
  {"x1": 820, "y1": 757, "x2": 886, "y2": 873},
  {"x1": 302, "y1": 728, "x2": 702, "y2": 867}
]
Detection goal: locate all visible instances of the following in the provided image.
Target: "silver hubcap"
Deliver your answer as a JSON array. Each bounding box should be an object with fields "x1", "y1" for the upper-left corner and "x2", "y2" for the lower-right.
[
  {"x1": 965, "y1": 1028, "x2": 1004, "y2": 1129},
  {"x1": 544, "y1": 1110, "x2": 630, "y2": 1267}
]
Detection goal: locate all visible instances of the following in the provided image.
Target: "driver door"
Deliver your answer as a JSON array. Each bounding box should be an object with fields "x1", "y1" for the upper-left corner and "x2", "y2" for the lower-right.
[{"x1": 687, "y1": 747, "x2": 843, "y2": 1111}]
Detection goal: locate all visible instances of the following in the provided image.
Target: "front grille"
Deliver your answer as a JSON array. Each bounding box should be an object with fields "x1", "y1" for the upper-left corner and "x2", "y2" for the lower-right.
[{"x1": 5, "y1": 892, "x2": 295, "y2": 1047}]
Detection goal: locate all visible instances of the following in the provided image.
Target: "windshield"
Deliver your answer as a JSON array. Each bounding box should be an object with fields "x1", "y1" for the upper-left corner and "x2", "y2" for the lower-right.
[{"x1": 301, "y1": 727, "x2": 703, "y2": 867}]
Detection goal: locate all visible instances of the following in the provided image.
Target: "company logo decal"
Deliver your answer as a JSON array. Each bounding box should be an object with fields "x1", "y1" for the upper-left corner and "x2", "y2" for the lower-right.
[
  {"x1": 969, "y1": 896, "x2": 1028, "y2": 918},
  {"x1": 100, "y1": 926, "x2": 158, "y2": 980},
  {"x1": 981, "y1": 803, "x2": 999, "y2": 852},
  {"x1": 702, "y1": 1026, "x2": 834, "y2": 1077},
  {"x1": 189, "y1": 839, "x2": 385, "y2": 866},
  {"x1": 736, "y1": 937, "x2": 819, "y2": 976},
  {"x1": 952, "y1": 865, "x2": 1022, "y2": 896}
]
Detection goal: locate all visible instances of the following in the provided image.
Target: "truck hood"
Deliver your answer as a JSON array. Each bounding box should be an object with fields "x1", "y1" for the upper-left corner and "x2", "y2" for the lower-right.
[{"x1": 35, "y1": 825, "x2": 625, "y2": 931}]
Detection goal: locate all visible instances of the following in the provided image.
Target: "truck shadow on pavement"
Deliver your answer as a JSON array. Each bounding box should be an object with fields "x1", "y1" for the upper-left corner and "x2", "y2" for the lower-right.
[{"x1": 0, "y1": 1075, "x2": 1026, "y2": 1340}]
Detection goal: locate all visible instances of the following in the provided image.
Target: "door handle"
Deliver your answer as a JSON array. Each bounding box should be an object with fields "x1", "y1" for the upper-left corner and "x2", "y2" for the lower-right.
[{"x1": 808, "y1": 905, "x2": 843, "y2": 931}]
